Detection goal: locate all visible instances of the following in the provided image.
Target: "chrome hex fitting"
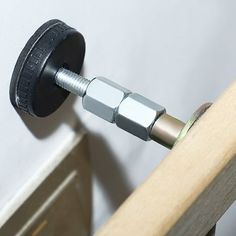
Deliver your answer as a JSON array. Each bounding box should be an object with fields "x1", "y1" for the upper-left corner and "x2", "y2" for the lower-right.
[
  {"x1": 82, "y1": 77, "x2": 131, "y2": 122},
  {"x1": 116, "y1": 93, "x2": 166, "y2": 140},
  {"x1": 56, "y1": 68, "x2": 180, "y2": 144}
]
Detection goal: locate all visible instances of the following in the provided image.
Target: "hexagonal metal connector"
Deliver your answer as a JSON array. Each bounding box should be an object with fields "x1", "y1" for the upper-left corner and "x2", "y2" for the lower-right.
[
  {"x1": 56, "y1": 69, "x2": 168, "y2": 142},
  {"x1": 83, "y1": 77, "x2": 131, "y2": 122},
  {"x1": 116, "y1": 93, "x2": 166, "y2": 140}
]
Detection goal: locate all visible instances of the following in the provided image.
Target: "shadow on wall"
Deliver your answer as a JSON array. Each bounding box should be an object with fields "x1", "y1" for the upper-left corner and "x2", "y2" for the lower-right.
[
  {"x1": 15, "y1": 82, "x2": 133, "y2": 217},
  {"x1": 87, "y1": 133, "x2": 132, "y2": 210},
  {"x1": 17, "y1": 94, "x2": 78, "y2": 139}
]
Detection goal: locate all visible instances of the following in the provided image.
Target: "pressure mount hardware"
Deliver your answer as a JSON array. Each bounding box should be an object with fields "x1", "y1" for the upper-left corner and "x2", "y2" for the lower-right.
[{"x1": 10, "y1": 19, "x2": 207, "y2": 149}]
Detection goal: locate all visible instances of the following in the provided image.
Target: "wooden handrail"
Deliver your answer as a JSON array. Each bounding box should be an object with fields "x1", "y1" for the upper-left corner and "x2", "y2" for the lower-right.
[{"x1": 96, "y1": 81, "x2": 236, "y2": 236}]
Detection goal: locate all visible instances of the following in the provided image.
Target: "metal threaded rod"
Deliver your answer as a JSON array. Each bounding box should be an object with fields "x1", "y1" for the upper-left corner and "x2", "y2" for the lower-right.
[
  {"x1": 55, "y1": 68, "x2": 90, "y2": 97},
  {"x1": 55, "y1": 67, "x2": 185, "y2": 145}
]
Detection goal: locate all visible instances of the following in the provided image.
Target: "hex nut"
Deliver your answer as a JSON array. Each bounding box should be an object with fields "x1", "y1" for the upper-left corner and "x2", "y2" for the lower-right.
[
  {"x1": 116, "y1": 93, "x2": 165, "y2": 140},
  {"x1": 83, "y1": 77, "x2": 131, "y2": 122}
]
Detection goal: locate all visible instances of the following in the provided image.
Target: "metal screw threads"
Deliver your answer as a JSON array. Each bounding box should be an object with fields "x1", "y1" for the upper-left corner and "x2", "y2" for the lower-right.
[{"x1": 55, "y1": 68, "x2": 90, "y2": 97}]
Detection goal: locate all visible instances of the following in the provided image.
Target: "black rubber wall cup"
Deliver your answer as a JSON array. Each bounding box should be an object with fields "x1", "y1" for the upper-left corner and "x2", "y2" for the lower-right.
[{"x1": 10, "y1": 19, "x2": 85, "y2": 117}]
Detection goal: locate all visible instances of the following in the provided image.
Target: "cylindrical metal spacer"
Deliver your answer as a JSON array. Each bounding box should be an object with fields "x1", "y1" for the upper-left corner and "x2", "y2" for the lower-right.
[{"x1": 150, "y1": 113, "x2": 185, "y2": 148}]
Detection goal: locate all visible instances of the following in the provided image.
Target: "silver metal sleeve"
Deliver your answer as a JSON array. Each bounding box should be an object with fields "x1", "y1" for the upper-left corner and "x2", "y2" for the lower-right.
[{"x1": 150, "y1": 113, "x2": 185, "y2": 148}]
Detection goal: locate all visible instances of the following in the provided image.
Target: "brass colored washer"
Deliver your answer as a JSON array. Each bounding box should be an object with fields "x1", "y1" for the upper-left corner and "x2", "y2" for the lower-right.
[{"x1": 175, "y1": 103, "x2": 212, "y2": 145}]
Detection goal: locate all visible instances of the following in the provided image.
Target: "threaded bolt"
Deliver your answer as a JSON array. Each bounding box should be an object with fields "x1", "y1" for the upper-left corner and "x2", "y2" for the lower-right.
[
  {"x1": 54, "y1": 67, "x2": 186, "y2": 148},
  {"x1": 55, "y1": 68, "x2": 90, "y2": 97}
]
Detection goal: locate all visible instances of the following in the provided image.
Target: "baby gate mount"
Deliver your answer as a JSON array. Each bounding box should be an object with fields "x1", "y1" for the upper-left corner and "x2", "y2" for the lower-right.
[{"x1": 10, "y1": 19, "x2": 209, "y2": 150}]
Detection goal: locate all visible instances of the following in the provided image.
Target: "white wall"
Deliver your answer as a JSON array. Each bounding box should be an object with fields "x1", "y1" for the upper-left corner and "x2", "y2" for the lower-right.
[{"x1": 1, "y1": 0, "x2": 236, "y2": 235}]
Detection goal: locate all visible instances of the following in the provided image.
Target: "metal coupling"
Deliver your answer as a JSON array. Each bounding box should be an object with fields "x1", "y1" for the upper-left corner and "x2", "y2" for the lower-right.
[
  {"x1": 55, "y1": 68, "x2": 182, "y2": 143},
  {"x1": 83, "y1": 77, "x2": 131, "y2": 123},
  {"x1": 81, "y1": 76, "x2": 165, "y2": 140},
  {"x1": 116, "y1": 93, "x2": 165, "y2": 140}
]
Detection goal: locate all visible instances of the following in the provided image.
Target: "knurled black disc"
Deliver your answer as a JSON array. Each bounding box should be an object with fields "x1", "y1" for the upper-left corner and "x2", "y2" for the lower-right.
[{"x1": 10, "y1": 19, "x2": 85, "y2": 117}]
